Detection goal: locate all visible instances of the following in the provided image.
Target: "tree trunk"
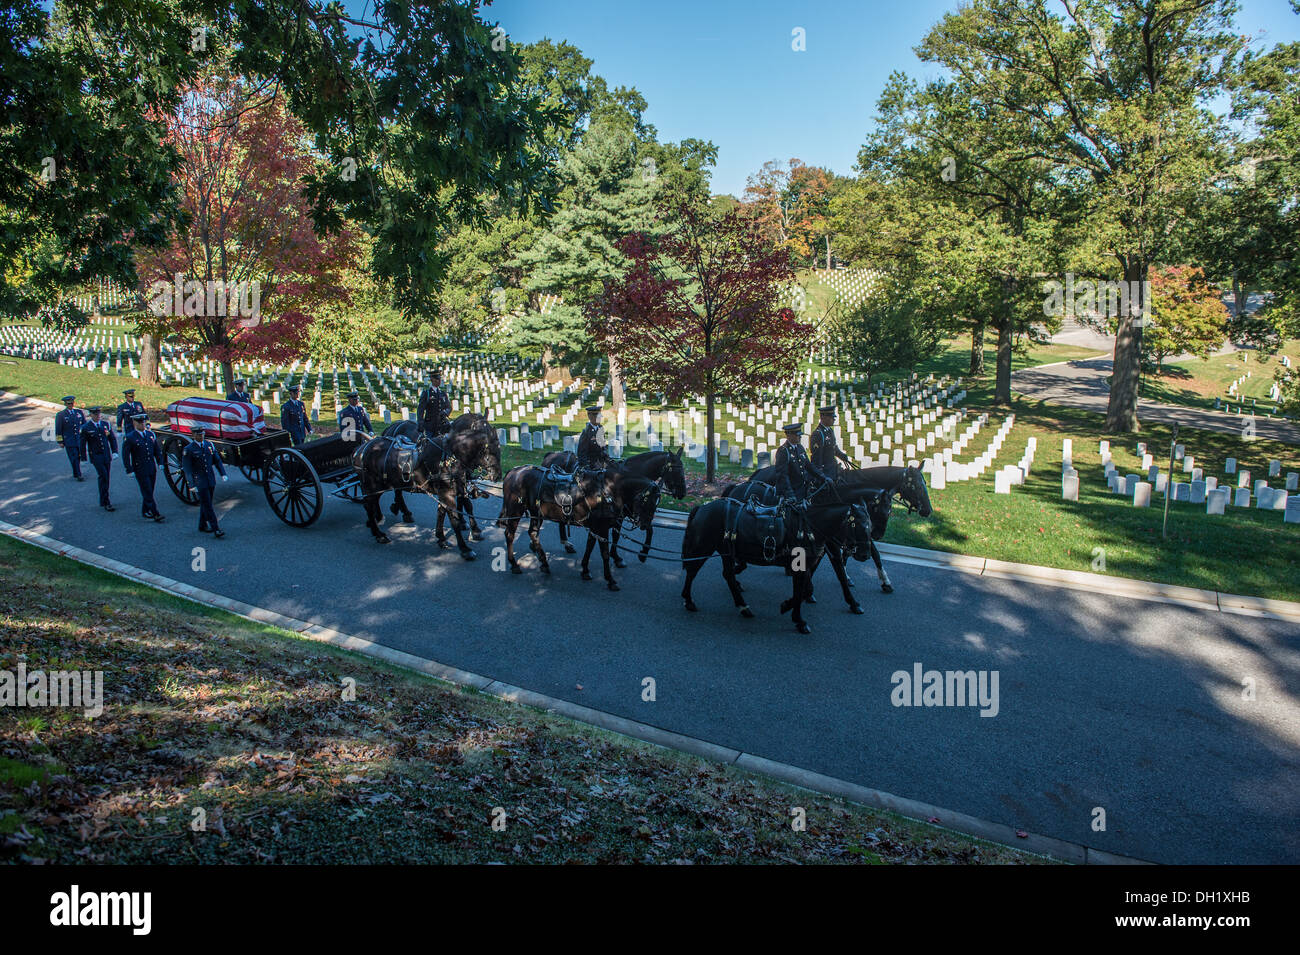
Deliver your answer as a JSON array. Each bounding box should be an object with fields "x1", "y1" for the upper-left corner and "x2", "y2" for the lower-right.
[
  {"x1": 825, "y1": 235, "x2": 832, "y2": 271},
  {"x1": 993, "y1": 280, "x2": 1014, "y2": 405},
  {"x1": 139, "y1": 333, "x2": 160, "y2": 386},
  {"x1": 1232, "y1": 273, "x2": 1245, "y2": 322},
  {"x1": 540, "y1": 347, "x2": 570, "y2": 385},
  {"x1": 969, "y1": 319, "x2": 986, "y2": 376},
  {"x1": 607, "y1": 351, "x2": 626, "y2": 415},
  {"x1": 705, "y1": 389, "x2": 716, "y2": 482},
  {"x1": 221, "y1": 360, "x2": 235, "y2": 396},
  {"x1": 1105, "y1": 258, "x2": 1147, "y2": 433}
]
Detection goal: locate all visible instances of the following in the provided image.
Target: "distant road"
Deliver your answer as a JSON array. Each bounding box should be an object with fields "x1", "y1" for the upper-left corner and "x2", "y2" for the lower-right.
[{"x1": 1014, "y1": 356, "x2": 1300, "y2": 446}]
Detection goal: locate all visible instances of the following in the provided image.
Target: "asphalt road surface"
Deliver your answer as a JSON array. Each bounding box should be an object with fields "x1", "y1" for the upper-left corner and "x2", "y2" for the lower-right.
[
  {"x1": 2, "y1": 399, "x2": 1298, "y2": 863},
  {"x1": 1013, "y1": 357, "x2": 1300, "y2": 445}
]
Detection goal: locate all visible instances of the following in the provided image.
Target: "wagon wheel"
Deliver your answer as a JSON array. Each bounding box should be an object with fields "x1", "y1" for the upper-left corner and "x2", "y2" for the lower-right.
[
  {"x1": 263, "y1": 447, "x2": 324, "y2": 527},
  {"x1": 162, "y1": 436, "x2": 199, "y2": 506},
  {"x1": 239, "y1": 462, "x2": 267, "y2": 485}
]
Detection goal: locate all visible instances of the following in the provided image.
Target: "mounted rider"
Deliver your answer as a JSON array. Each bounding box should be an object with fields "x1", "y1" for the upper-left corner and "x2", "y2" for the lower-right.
[
  {"x1": 773, "y1": 423, "x2": 831, "y2": 503},
  {"x1": 810, "y1": 405, "x2": 853, "y2": 479},
  {"x1": 577, "y1": 404, "x2": 611, "y2": 471},
  {"x1": 417, "y1": 368, "x2": 452, "y2": 442}
]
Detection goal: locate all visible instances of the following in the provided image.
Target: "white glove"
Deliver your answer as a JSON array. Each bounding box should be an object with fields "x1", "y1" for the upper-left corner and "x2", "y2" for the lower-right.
[
  {"x1": 111, "y1": 453, "x2": 119, "y2": 460},
  {"x1": 222, "y1": 474, "x2": 228, "y2": 482}
]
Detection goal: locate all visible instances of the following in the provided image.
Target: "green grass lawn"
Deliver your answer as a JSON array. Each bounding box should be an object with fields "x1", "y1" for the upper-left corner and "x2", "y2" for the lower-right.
[
  {"x1": 896, "y1": 387, "x2": 1300, "y2": 601},
  {"x1": 0, "y1": 534, "x2": 1044, "y2": 864},
  {"x1": 1138, "y1": 341, "x2": 1297, "y2": 415}
]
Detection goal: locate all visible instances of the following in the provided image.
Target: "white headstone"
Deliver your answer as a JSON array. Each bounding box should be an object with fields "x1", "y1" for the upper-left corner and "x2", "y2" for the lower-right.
[
  {"x1": 1125, "y1": 474, "x2": 1139, "y2": 495},
  {"x1": 1173, "y1": 482, "x2": 1190, "y2": 502},
  {"x1": 1133, "y1": 482, "x2": 1152, "y2": 507},
  {"x1": 1206, "y1": 488, "x2": 1228, "y2": 516},
  {"x1": 1225, "y1": 457, "x2": 1237, "y2": 474},
  {"x1": 1062, "y1": 474, "x2": 1079, "y2": 501},
  {"x1": 1190, "y1": 480, "x2": 1206, "y2": 504},
  {"x1": 1269, "y1": 459, "x2": 1281, "y2": 477},
  {"x1": 1234, "y1": 487, "x2": 1251, "y2": 508},
  {"x1": 995, "y1": 471, "x2": 1011, "y2": 494},
  {"x1": 1288, "y1": 472, "x2": 1298, "y2": 492},
  {"x1": 1239, "y1": 470, "x2": 1251, "y2": 489},
  {"x1": 1286, "y1": 497, "x2": 1300, "y2": 524}
]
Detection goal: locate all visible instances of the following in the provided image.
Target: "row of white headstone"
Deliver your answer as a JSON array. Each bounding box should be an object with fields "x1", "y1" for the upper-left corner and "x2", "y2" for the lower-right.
[{"x1": 1088, "y1": 438, "x2": 1300, "y2": 522}]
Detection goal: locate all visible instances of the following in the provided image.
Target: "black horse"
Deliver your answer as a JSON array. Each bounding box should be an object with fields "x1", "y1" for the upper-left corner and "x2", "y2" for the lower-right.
[
  {"x1": 542, "y1": 447, "x2": 687, "y2": 564},
  {"x1": 383, "y1": 414, "x2": 494, "y2": 544},
  {"x1": 356, "y1": 413, "x2": 501, "y2": 554},
  {"x1": 496, "y1": 464, "x2": 660, "y2": 590},
  {"x1": 680, "y1": 497, "x2": 872, "y2": 634},
  {"x1": 732, "y1": 465, "x2": 932, "y2": 594}
]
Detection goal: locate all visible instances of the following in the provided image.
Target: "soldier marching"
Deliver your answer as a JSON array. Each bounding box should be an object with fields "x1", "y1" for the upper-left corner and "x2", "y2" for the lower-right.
[
  {"x1": 281, "y1": 382, "x2": 313, "y2": 446},
  {"x1": 122, "y1": 413, "x2": 166, "y2": 522},
  {"x1": 79, "y1": 406, "x2": 119, "y2": 510},
  {"x1": 54, "y1": 395, "x2": 87, "y2": 481},
  {"x1": 115, "y1": 388, "x2": 145, "y2": 435}
]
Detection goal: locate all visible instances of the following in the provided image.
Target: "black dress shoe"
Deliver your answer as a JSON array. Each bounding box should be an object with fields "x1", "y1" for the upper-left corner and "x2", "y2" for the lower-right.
[
  {"x1": 104, "y1": 504, "x2": 115, "y2": 512},
  {"x1": 154, "y1": 515, "x2": 166, "y2": 523},
  {"x1": 213, "y1": 529, "x2": 225, "y2": 539}
]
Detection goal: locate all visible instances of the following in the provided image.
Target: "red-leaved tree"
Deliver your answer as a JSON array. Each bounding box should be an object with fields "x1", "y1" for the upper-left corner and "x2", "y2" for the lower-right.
[
  {"x1": 590, "y1": 199, "x2": 811, "y2": 481},
  {"x1": 135, "y1": 68, "x2": 358, "y2": 393}
]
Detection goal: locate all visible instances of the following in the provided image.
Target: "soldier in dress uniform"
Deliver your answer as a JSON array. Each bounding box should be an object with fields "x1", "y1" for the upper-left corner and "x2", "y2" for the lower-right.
[
  {"x1": 338, "y1": 391, "x2": 373, "y2": 439},
  {"x1": 54, "y1": 395, "x2": 87, "y2": 481},
  {"x1": 417, "y1": 369, "x2": 452, "y2": 440},
  {"x1": 809, "y1": 405, "x2": 853, "y2": 479},
  {"x1": 772, "y1": 423, "x2": 831, "y2": 502},
  {"x1": 122, "y1": 413, "x2": 165, "y2": 522},
  {"x1": 576, "y1": 404, "x2": 610, "y2": 470},
  {"x1": 226, "y1": 378, "x2": 253, "y2": 403},
  {"x1": 181, "y1": 425, "x2": 227, "y2": 537},
  {"x1": 79, "y1": 406, "x2": 119, "y2": 510},
  {"x1": 115, "y1": 387, "x2": 146, "y2": 435},
  {"x1": 281, "y1": 382, "x2": 313, "y2": 446}
]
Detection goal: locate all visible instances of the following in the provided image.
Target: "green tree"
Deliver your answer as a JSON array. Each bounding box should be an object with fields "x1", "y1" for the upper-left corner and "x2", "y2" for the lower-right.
[
  {"x1": 918, "y1": 0, "x2": 1244, "y2": 432},
  {"x1": 509, "y1": 120, "x2": 659, "y2": 405},
  {"x1": 1141, "y1": 266, "x2": 1227, "y2": 374}
]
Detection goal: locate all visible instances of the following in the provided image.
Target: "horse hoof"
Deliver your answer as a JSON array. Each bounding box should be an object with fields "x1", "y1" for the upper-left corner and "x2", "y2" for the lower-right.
[
  {"x1": 402, "y1": 512, "x2": 414, "y2": 524},
  {"x1": 581, "y1": 570, "x2": 593, "y2": 581},
  {"x1": 564, "y1": 543, "x2": 577, "y2": 554},
  {"x1": 849, "y1": 604, "x2": 864, "y2": 615},
  {"x1": 881, "y1": 583, "x2": 894, "y2": 594},
  {"x1": 796, "y1": 622, "x2": 812, "y2": 635},
  {"x1": 511, "y1": 564, "x2": 522, "y2": 574},
  {"x1": 684, "y1": 600, "x2": 697, "y2": 612},
  {"x1": 460, "y1": 550, "x2": 476, "y2": 561},
  {"x1": 388, "y1": 503, "x2": 400, "y2": 516},
  {"x1": 607, "y1": 581, "x2": 619, "y2": 592},
  {"x1": 740, "y1": 606, "x2": 755, "y2": 619},
  {"x1": 437, "y1": 539, "x2": 452, "y2": 550},
  {"x1": 614, "y1": 559, "x2": 627, "y2": 569},
  {"x1": 638, "y1": 554, "x2": 647, "y2": 564}
]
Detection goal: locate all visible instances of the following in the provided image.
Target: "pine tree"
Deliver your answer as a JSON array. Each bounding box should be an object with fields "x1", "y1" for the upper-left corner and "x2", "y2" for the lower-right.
[{"x1": 509, "y1": 120, "x2": 658, "y2": 405}]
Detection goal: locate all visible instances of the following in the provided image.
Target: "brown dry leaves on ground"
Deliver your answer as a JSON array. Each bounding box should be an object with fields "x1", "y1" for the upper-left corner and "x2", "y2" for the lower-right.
[{"x1": 0, "y1": 540, "x2": 1045, "y2": 864}]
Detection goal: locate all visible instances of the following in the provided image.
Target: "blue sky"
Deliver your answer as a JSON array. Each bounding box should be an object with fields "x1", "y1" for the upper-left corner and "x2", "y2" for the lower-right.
[{"x1": 479, "y1": 0, "x2": 1300, "y2": 196}]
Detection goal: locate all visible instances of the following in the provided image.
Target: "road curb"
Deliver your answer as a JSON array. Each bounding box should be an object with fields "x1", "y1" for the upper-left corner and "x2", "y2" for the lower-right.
[{"x1": 0, "y1": 518, "x2": 1154, "y2": 865}]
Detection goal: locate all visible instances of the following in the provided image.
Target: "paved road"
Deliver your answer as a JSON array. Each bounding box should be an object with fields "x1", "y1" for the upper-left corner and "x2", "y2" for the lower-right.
[
  {"x1": 2, "y1": 399, "x2": 1298, "y2": 863},
  {"x1": 1014, "y1": 356, "x2": 1300, "y2": 445}
]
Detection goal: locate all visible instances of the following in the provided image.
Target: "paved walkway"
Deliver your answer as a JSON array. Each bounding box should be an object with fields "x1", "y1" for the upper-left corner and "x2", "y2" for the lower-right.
[
  {"x1": 1014, "y1": 356, "x2": 1300, "y2": 445},
  {"x1": 1, "y1": 398, "x2": 1297, "y2": 863}
]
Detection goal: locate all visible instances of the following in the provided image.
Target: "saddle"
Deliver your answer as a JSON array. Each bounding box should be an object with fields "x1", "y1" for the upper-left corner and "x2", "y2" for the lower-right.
[
  {"x1": 537, "y1": 466, "x2": 581, "y2": 513},
  {"x1": 722, "y1": 497, "x2": 788, "y2": 563}
]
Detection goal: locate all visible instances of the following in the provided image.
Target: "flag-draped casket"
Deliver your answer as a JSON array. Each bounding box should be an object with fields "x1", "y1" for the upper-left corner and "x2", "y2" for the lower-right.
[{"x1": 166, "y1": 397, "x2": 266, "y2": 440}]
